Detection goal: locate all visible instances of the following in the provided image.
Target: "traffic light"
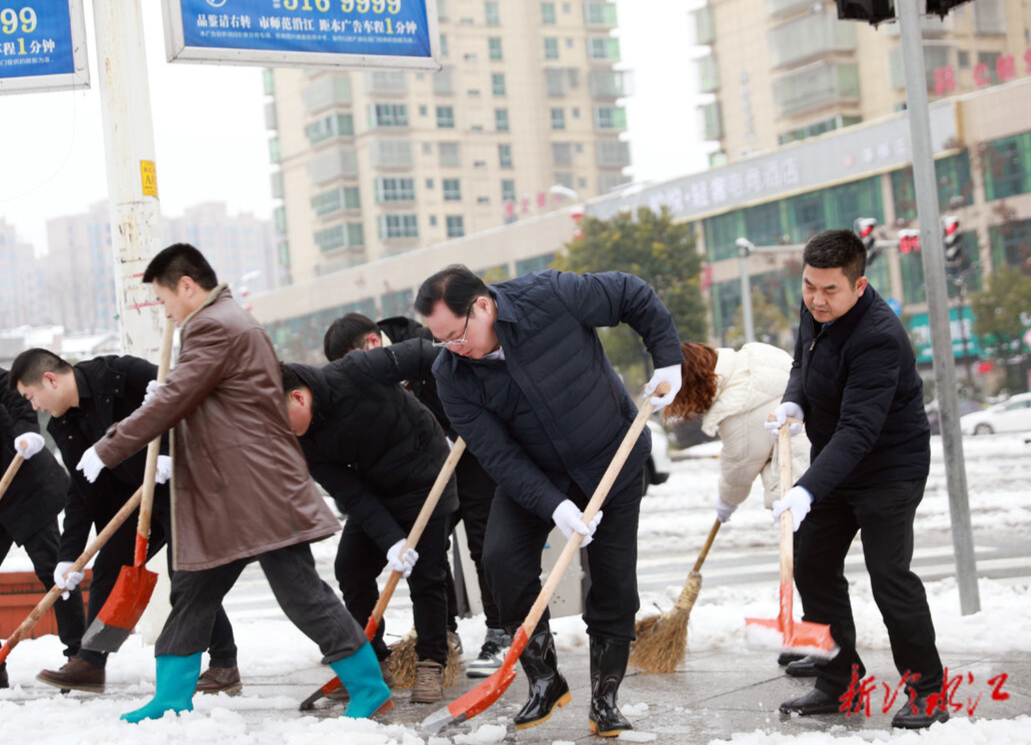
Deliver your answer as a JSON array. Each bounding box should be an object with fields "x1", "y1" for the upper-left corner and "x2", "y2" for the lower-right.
[
  {"x1": 897, "y1": 229, "x2": 920, "y2": 255},
  {"x1": 925, "y1": 0, "x2": 973, "y2": 19},
  {"x1": 834, "y1": 0, "x2": 895, "y2": 24},
  {"x1": 943, "y1": 215, "x2": 965, "y2": 280},
  {"x1": 855, "y1": 217, "x2": 878, "y2": 264}
]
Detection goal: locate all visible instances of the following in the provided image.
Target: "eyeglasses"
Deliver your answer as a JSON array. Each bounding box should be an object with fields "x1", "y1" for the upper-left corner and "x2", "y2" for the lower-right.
[{"x1": 432, "y1": 306, "x2": 472, "y2": 349}]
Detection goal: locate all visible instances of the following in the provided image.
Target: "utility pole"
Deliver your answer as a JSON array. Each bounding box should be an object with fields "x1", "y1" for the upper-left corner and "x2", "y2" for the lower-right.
[
  {"x1": 93, "y1": 0, "x2": 165, "y2": 360},
  {"x1": 736, "y1": 239, "x2": 756, "y2": 344},
  {"x1": 898, "y1": 0, "x2": 979, "y2": 614}
]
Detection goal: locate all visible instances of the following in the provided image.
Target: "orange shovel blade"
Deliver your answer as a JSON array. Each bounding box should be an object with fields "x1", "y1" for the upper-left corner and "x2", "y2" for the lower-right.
[{"x1": 81, "y1": 565, "x2": 158, "y2": 653}]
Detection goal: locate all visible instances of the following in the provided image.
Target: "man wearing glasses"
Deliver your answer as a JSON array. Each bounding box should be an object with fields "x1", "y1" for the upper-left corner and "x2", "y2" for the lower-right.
[{"x1": 414, "y1": 265, "x2": 682, "y2": 737}]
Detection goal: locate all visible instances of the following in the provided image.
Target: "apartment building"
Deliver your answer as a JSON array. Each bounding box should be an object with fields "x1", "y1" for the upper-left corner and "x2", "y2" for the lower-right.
[{"x1": 265, "y1": 0, "x2": 631, "y2": 285}]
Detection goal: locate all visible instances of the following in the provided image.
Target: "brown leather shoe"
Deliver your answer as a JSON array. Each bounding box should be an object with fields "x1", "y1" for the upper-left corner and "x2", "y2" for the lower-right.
[
  {"x1": 379, "y1": 658, "x2": 396, "y2": 689},
  {"x1": 36, "y1": 657, "x2": 105, "y2": 693},
  {"x1": 195, "y1": 665, "x2": 242, "y2": 695},
  {"x1": 411, "y1": 659, "x2": 444, "y2": 703}
]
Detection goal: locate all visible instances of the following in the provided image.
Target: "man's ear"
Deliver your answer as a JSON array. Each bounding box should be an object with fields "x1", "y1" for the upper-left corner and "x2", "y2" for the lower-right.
[
  {"x1": 43, "y1": 371, "x2": 59, "y2": 390},
  {"x1": 856, "y1": 276, "x2": 869, "y2": 296}
]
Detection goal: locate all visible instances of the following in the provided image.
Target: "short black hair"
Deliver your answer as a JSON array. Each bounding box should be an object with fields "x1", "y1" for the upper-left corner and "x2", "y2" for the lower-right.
[
  {"x1": 279, "y1": 362, "x2": 307, "y2": 396},
  {"x1": 324, "y1": 313, "x2": 381, "y2": 362},
  {"x1": 414, "y1": 264, "x2": 490, "y2": 317},
  {"x1": 803, "y1": 229, "x2": 867, "y2": 285},
  {"x1": 143, "y1": 243, "x2": 219, "y2": 290},
  {"x1": 8, "y1": 348, "x2": 72, "y2": 391}
]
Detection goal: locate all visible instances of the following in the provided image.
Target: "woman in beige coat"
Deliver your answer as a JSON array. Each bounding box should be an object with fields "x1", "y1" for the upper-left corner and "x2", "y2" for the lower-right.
[{"x1": 667, "y1": 342, "x2": 810, "y2": 523}]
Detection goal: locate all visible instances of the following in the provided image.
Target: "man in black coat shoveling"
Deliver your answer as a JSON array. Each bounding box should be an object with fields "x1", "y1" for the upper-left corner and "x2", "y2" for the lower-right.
[
  {"x1": 415, "y1": 265, "x2": 682, "y2": 737},
  {"x1": 323, "y1": 312, "x2": 507, "y2": 678},
  {"x1": 281, "y1": 337, "x2": 458, "y2": 703},
  {"x1": 7, "y1": 350, "x2": 240, "y2": 695},
  {"x1": 767, "y1": 229, "x2": 947, "y2": 729},
  {"x1": 0, "y1": 367, "x2": 83, "y2": 690}
]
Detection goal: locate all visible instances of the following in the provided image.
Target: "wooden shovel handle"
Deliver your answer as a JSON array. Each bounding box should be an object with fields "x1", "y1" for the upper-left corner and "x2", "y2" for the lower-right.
[
  {"x1": 778, "y1": 421, "x2": 796, "y2": 587},
  {"x1": 369, "y1": 438, "x2": 466, "y2": 627},
  {"x1": 0, "y1": 486, "x2": 144, "y2": 663},
  {"x1": 0, "y1": 454, "x2": 25, "y2": 504},
  {"x1": 519, "y1": 382, "x2": 669, "y2": 637},
  {"x1": 135, "y1": 318, "x2": 176, "y2": 565}
]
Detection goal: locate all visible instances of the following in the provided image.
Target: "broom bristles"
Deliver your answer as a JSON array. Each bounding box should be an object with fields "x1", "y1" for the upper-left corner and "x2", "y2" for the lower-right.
[
  {"x1": 629, "y1": 571, "x2": 702, "y2": 674},
  {"x1": 387, "y1": 629, "x2": 465, "y2": 688}
]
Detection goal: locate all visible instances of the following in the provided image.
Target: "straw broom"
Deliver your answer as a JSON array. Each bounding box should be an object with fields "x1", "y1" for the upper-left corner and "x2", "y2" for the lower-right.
[
  {"x1": 630, "y1": 519, "x2": 720, "y2": 674},
  {"x1": 387, "y1": 629, "x2": 464, "y2": 688}
]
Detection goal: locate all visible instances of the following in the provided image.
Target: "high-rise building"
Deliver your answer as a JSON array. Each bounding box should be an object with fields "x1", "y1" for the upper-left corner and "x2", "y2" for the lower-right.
[
  {"x1": 265, "y1": 0, "x2": 631, "y2": 285},
  {"x1": 0, "y1": 219, "x2": 49, "y2": 331},
  {"x1": 45, "y1": 202, "x2": 117, "y2": 335},
  {"x1": 692, "y1": 0, "x2": 1030, "y2": 164},
  {"x1": 163, "y1": 202, "x2": 278, "y2": 296}
]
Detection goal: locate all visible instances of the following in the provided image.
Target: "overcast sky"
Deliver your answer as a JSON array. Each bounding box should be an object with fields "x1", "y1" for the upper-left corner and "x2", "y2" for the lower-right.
[{"x1": 0, "y1": 0, "x2": 707, "y2": 256}]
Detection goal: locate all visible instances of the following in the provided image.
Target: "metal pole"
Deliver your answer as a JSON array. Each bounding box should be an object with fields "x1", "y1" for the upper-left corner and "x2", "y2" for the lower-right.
[
  {"x1": 738, "y1": 239, "x2": 755, "y2": 344},
  {"x1": 898, "y1": 0, "x2": 979, "y2": 614},
  {"x1": 93, "y1": 0, "x2": 165, "y2": 359},
  {"x1": 92, "y1": 0, "x2": 169, "y2": 642}
]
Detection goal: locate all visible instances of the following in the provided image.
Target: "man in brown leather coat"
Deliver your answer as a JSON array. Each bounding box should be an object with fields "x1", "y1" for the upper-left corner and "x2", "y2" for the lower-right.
[{"x1": 78, "y1": 243, "x2": 390, "y2": 724}]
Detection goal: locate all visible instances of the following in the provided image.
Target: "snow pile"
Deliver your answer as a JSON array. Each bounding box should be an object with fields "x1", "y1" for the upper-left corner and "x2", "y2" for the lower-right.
[{"x1": 710, "y1": 715, "x2": 1031, "y2": 744}]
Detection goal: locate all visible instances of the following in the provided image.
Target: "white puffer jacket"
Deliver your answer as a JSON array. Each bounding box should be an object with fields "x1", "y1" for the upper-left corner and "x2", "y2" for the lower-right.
[{"x1": 701, "y1": 343, "x2": 811, "y2": 508}]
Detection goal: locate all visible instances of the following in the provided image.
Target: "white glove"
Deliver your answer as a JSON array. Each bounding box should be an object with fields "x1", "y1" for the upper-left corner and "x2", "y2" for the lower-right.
[
  {"x1": 551, "y1": 499, "x2": 603, "y2": 547},
  {"x1": 14, "y1": 432, "x2": 46, "y2": 460},
  {"x1": 764, "y1": 401, "x2": 805, "y2": 436},
  {"x1": 156, "y1": 455, "x2": 172, "y2": 485},
  {"x1": 76, "y1": 446, "x2": 107, "y2": 484},
  {"x1": 643, "y1": 364, "x2": 682, "y2": 412},
  {"x1": 386, "y1": 539, "x2": 419, "y2": 578},
  {"x1": 715, "y1": 497, "x2": 738, "y2": 524},
  {"x1": 54, "y1": 561, "x2": 84, "y2": 601},
  {"x1": 143, "y1": 379, "x2": 164, "y2": 406},
  {"x1": 771, "y1": 486, "x2": 813, "y2": 533}
]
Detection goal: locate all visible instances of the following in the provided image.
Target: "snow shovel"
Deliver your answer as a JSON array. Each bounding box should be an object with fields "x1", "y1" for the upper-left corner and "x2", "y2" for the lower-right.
[
  {"x1": 744, "y1": 420, "x2": 836, "y2": 658},
  {"x1": 0, "y1": 485, "x2": 144, "y2": 665},
  {"x1": 299, "y1": 437, "x2": 468, "y2": 711},
  {"x1": 421, "y1": 383, "x2": 668, "y2": 735},
  {"x1": 0, "y1": 454, "x2": 25, "y2": 505},
  {"x1": 81, "y1": 318, "x2": 175, "y2": 654}
]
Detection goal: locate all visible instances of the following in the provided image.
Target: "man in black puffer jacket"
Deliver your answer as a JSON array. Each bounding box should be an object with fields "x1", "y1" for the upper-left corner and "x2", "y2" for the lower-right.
[
  {"x1": 281, "y1": 338, "x2": 458, "y2": 704},
  {"x1": 766, "y1": 229, "x2": 946, "y2": 730},
  {"x1": 415, "y1": 265, "x2": 682, "y2": 737}
]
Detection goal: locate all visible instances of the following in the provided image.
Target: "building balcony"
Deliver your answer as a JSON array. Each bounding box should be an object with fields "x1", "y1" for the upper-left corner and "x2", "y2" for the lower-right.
[
  {"x1": 364, "y1": 70, "x2": 407, "y2": 96},
  {"x1": 768, "y1": 7, "x2": 856, "y2": 70},
  {"x1": 588, "y1": 69, "x2": 631, "y2": 98},
  {"x1": 302, "y1": 75, "x2": 352, "y2": 115},
  {"x1": 583, "y1": 2, "x2": 618, "y2": 28},
  {"x1": 369, "y1": 139, "x2": 414, "y2": 170},
  {"x1": 766, "y1": 0, "x2": 817, "y2": 20},
  {"x1": 698, "y1": 100, "x2": 722, "y2": 140},
  {"x1": 692, "y1": 4, "x2": 714, "y2": 45},
  {"x1": 546, "y1": 67, "x2": 581, "y2": 97},
  {"x1": 307, "y1": 146, "x2": 358, "y2": 184},
  {"x1": 697, "y1": 54, "x2": 719, "y2": 94},
  {"x1": 772, "y1": 61, "x2": 859, "y2": 118},
  {"x1": 596, "y1": 139, "x2": 631, "y2": 168}
]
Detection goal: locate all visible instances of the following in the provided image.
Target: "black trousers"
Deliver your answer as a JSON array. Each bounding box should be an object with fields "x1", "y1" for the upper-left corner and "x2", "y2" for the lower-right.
[
  {"x1": 79, "y1": 496, "x2": 238, "y2": 668},
  {"x1": 444, "y1": 454, "x2": 501, "y2": 630},
  {"x1": 482, "y1": 469, "x2": 643, "y2": 641},
  {"x1": 157, "y1": 541, "x2": 366, "y2": 662},
  {"x1": 0, "y1": 519, "x2": 86, "y2": 659},
  {"x1": 335, "y1": 513, "x2": 451, "y2": 666},
  {"x1": 795, "y1": 478, "x2": 944, "y2": 697}
]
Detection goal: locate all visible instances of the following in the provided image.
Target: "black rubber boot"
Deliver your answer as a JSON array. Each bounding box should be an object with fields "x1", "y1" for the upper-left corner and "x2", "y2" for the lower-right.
[
  {"x1": 588, "y1": 635, "x2": 633, "y2": 737},
  {"x1": 0, "y1": 661, "x2": 8, "y2": 689},
  {"x1": 511, "y1": 625, "x2": 571, "y2": 730}
]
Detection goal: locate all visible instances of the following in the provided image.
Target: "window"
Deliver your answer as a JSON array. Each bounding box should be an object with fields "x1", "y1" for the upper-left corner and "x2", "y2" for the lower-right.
[
  {"x1": 990, "y1": 218, "x2": 1031, "y2": 275},
  {"x1": 501, "y1": 179, "x2": 516, "y2": 202},
  {"x1": 983, "y1": 133, "x2": 1031, "y2": 201},
  {"x1": 429, "y1": 215, "x2": 438, "y2": 226},
  {"x1": 262, "y1": 68, "x2": 275, "y2": 95},
  {"x1": 376, "y1": 177, "x2": 416, "y2": 202},
  {"x1": 311, "y1": 186, "x2": 361, "y2": 216},
  {"x1": 305, "y1": 113, "x2": 354, "y2": 145},
  {"x1": 541, "y1": 2, "x2": 556, "y2": 24},
  {"x1": 544, "y1": 38, "x2": 559, "y2": 60},
  {"x1": 550, "y1": 108, "x2": 565, "y2": 130},
  {"x1": 488, "y1": 37, "x2": 503, "y2": 61},
  {"x1": 893, "y1": 151, "x2": 974, "y2": 218},
  {"x1": 588, "y1": 37, "x2": 620, "y2": 61},
  {"x1": 436, "y1": 106, "x2": 455, "y2": 128},
  {"x1": 485, "y1": 1, "x2": 500, "y2": 25},
  {"x1": 495, "y1": 108, "x2": 510, "y2": 132},
  {"x1": 594, "y1": 106, "x2": 627, "y2": 130},
  {"x1": 499, "y1": 144, "x2": 513, "y2": 168},
  {"x1": 379, "y1": 214, "x2": 419, "y2": 239},
  {"x1": 370, "y1": 139, "x2": 413, "y2": 168},
  {"x1": 314, "y1": 223, "x2": 364, "y2": 252},
  {"x1": 371, "y1": 104, "x2": 408, "y2": 127},
  {"x1": 554, "y1": 172, "x2": 574, "y2": 189},
  {"x1": 268, "y1": 138, "x2": 281, "y2": 163},
  {"x1": 492, "y1": 73, "x2": 506, "y2": 96},
  {"x1": 274, "y1": 206, "x2": 288, "y2": 233},
  {"x1": 584, "y1": 2, "x2": 618, "y2": 26},
  {"x1": 552, "y1": 142, "x2": 573, "y2": 166},
  {"x1": 426, "y1": 178, "x2": 434, "y2": 189},
  {"x1": 440, "y1": 34, "x2": 448, "y2": 57},
  {"x1": 443, "y1": 178, "x2": 462, "y2": 201},
  {"x1": 446, "y1": 216, "x2": 465, "y2": 238},
  {"x1": 439, "y1": 142, "x2": 460, "y2": 167}
]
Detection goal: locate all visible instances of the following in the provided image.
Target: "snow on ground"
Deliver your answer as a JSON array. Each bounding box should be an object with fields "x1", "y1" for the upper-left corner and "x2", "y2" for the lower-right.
[{"x1": 1, "y1": 434, "x2": 1028, "y2": 743}]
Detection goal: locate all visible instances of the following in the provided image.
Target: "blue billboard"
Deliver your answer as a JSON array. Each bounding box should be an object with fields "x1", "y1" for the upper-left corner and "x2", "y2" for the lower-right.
[
  {"x1": 0, "y1": 0, "x2": 89, "y2": 93},
  {"x1": 164, "y1": 0, "x2": 440, "y2": 70}
]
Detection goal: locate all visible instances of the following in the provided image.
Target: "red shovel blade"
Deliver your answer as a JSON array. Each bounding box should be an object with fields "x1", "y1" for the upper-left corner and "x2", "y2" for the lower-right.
[
  {"x1": 81, "y1": 565, "x2": 158, "y2": 653},
  {"x1": 421, "y1": 625, "x2": 527, "y2": 734}
]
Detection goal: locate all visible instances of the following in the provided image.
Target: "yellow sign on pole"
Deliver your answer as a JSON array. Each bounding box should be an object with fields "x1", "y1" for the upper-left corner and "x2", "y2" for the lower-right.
[{"x1": 140, "y1": 160, "x2": 158, "y2": 197}]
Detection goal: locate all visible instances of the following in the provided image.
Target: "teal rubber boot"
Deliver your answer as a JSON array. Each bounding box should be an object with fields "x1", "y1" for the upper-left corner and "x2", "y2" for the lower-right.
[
  {"x1": 121, "y1": 653, "x2": 202, "y2": 724},
  {"x1": 329, "y1": 642, "x2": 393, "y2": 719}
]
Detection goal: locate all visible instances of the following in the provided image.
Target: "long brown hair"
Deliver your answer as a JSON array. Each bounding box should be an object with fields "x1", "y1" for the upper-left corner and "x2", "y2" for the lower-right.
[{"x1": 663, "y1": 342, "x2": 719, "y2": 422}]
